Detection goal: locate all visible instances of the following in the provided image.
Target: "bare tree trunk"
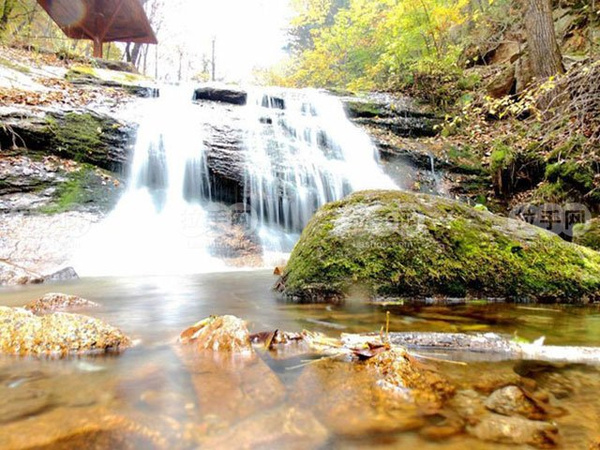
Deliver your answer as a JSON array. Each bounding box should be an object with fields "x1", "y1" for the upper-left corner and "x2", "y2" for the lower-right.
[
  {"x1": 142, "y1": 44, "x2": 149, "y2": 75},
  {"x1": 523, "y1": 0, "x2": 564, "y2": 80},
  {"x1": 124, "y1": 42, "x2": 132, "y2": 62}
]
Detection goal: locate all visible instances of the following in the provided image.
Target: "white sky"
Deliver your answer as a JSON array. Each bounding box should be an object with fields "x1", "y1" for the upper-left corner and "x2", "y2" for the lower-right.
[{"x1": 156, "y1": 0, "x2": 293, "y2": 82}]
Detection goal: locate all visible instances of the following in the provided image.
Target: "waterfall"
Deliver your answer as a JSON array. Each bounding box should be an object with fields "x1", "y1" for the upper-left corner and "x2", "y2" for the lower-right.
[
  {"x1": 243, "y1": 88, "x2": 397, "y2": 255},
  {"x1": 72, "y1": 86, "x2": 398, "y2": 276},
  {"x1": 72, "y1": 87, "x2": 223, "y2": 276}
]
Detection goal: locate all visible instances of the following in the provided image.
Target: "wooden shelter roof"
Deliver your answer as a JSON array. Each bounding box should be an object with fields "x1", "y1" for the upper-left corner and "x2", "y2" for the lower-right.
[{"x1": 37, "y1": 0, "x2": 158, "y2": 46}]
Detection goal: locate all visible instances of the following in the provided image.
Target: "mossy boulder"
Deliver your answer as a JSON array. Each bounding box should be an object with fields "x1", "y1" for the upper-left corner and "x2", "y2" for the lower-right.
[
  {"x1": 276, "y1": 190, "x2": 600, "y2": 303},
  {"x1": 573, "y1": 218, "x2": 600, "y2": 251}
]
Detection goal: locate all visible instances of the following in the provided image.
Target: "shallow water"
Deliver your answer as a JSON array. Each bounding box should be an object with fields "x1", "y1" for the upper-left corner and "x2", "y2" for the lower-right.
[{"x1": 1, "y1": 271, "x2": 599, "y2": 449}]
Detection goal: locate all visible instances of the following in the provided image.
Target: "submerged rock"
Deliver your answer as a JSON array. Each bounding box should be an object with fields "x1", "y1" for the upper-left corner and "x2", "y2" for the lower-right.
[
  {"x1": 290, "y1": 348, "x2": 455, "y2": 436},
  {"x1": 277, "y1": 190, "x2": 600, "y2": 303},
  {"x1": 200, "y1": 406, "x2": 329, "y2": 450},
  {"x1": 467, "y1": 414, "x2": 559, "y2": 448},
  {"x1": 178, "y1": 315, "x2": 286, "y2": 423},
  {"x1": 24, "y1": 293, "x2": 99, "y2": 314},
  {"x1": 0, "y1": 384, "x2": 51, "y2": 423},
  {"x1": 0, "y1": 406, "x2": 168, "y2": 450},
  {"x1": 0, "y1": 307, "x2": 130, "y2": 356},
  {"x1": 485, "y1": 385, "x2": 547, "y2": 420}
]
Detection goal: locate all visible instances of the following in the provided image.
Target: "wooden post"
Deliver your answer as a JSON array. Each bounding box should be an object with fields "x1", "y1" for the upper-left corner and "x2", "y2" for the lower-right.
[{"x1": 93, "y1": 38, "x2": 103, "y2": 58}]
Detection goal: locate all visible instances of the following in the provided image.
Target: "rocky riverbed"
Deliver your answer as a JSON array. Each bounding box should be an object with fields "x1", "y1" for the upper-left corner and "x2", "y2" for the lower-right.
[{"x1": 2, "y1": 304, "x2": 598, "y2": 449}]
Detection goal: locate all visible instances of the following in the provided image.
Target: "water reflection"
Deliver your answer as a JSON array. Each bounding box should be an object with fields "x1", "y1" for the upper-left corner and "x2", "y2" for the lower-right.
[{"x1": 0, "y1": 272, "x2": 599, "y2": 448}]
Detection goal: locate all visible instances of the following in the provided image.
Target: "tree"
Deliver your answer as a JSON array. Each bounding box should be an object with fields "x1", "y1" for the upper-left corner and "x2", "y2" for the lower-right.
[
  {"x1": 523, "y1": 0, "x2": 564, "y2": 80},
  {"x1": 0, "y1": 0, "x2": 16, "y2": 33}
]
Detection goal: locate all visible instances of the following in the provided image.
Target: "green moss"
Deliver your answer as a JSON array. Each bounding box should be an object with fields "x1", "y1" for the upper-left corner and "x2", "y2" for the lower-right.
[
  {"x1": 345, "y1": 101, "x2": 386, "y2": 118},
  {"x1": 40, "y1": 166, "x2": 95, "y2": 214},
  {"x1": 574, "y1": 219, "x2": 600, "y2": 252},
  {"x1": 490, "y1": 141, "x2": 515, "y2": 172},
  {"x1": 45, "y1": 112, "x2": 108, "y2": 162},
  {"x1": 0, "y1": 57, "x2": 31, "y2": 74},
  {"x1": 446, "y1": 145, "x2": 485, "y2": 174},
  {"x1": 279, "y1": 190, "x2": 600, "y2": 303},
  {"x1": 66, "y1": 65, "x2": 149, "y2": 86}
]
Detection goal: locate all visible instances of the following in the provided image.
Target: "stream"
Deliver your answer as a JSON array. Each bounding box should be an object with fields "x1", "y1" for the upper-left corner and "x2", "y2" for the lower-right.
[{"x1": 1, "y1": 271, "x2": 599, "y2": 448}]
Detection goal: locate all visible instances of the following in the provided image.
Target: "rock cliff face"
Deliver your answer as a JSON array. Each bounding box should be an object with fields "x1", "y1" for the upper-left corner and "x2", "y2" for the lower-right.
[{"x1": 277, "y1": 190, "x2": 600, "y2": 303}]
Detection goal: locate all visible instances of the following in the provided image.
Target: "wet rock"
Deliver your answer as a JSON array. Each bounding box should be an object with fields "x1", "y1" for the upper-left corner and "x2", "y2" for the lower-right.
[
  {"x1": 473, "y1": 370, "x2": 536, "y2": 394},
  {"x1": 0, "y1": 307, "x2": 131, "y2": 356},
  {"x1": 0, "y1": 155, "x2": 60, "y2": 198},
  {"x1": 467, "y1": 414, "x2": 559, "y2": 448},
  {"x1": 0, "y1": 261, "x2": 43, "y2": 285},
  {"x1": 193, "y1": 85, "x2": 248, "y2": 105},
  {"x1": 0, "y1": 406, "x2": 168, "y2": 450},
  {"x1": 370, "y1": 349, "x2": 455, "y2": 408},
  {"x1": 179, "y1": 315, "x2": 252, "y2": 353},
  {"x1": 44, "y1": 267, "x2": 79, "y2": 282},
  {"x1": 178, "y1": 315, "x2": 286, "y2": 423},
  {"x1": 201, "y1": 406, "x2": 329, "y2": 449},
  {"x1": 342, "y1": 94, "x2": 439, "y2": 138},
  {"x1": 0, "y1": 106, "x2": 134, "y2": 173},
  {"x1": 419, "y1": 411, "x2": 465, "y2": 440},
  {"x1": 485, "y1": 385, "x2": 547, "y2": 420},
  {"x1": 0, "y1": 211, "x2": 99, "y2": 286},
  {"x1": 24, "y1": 293, "x2": 99, "y2": 314},
  {"x1": 448, "y1": 389, "x2": 488, "y2": 425},
  {"x1": 277, "y1": 190, "x2": 600, "y2": 303},
  {"x1": 0, "y1": 384, "x2": 51, "y2": 423}
]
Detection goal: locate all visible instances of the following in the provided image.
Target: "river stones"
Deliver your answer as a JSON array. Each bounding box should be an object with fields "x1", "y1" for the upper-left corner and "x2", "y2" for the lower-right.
[
  {"x1": 200, "y1": 406, "x2": 329, "y2": 450},
  {"x1": 467, "y1": 414, "x2": 559, "y2": 448},
  {"x1": 448, "y1": 389, "x2": 489, "y2": 425},
  {"x1": 277, "y1": 190, "x2": 600, "y2": 303},
  {"x1": 24, "y1": 293, "x2": 100, "y2": 314},
  {"x1": 0, "y1": 307, "x2": 131, "y2": 356},
  {"x1": 485, "y1": 385, "x2": 548, "y2": 420}
]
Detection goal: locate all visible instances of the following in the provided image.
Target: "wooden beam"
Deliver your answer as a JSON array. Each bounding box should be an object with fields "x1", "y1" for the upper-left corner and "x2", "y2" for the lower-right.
[{"x1": 98, "y1": 0, "x2": 125, "y2": 41}]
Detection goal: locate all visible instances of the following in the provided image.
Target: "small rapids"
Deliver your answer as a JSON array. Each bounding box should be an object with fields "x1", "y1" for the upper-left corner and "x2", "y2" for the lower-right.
[{"x1": 72, "y1": 86, "x2": 397, "y2": 276}]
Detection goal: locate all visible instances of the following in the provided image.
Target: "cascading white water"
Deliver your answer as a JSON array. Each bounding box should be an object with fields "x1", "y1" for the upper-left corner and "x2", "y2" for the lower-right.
[
  {"x1": 72, "y1": 87, "x2": 223, "y2": 276},
  {"x1": 72, "y1": 86, "x2": 398, "y2": 276},
  {"x1": 243, "y1": 88, "x2": 397, "y2": 255}
]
